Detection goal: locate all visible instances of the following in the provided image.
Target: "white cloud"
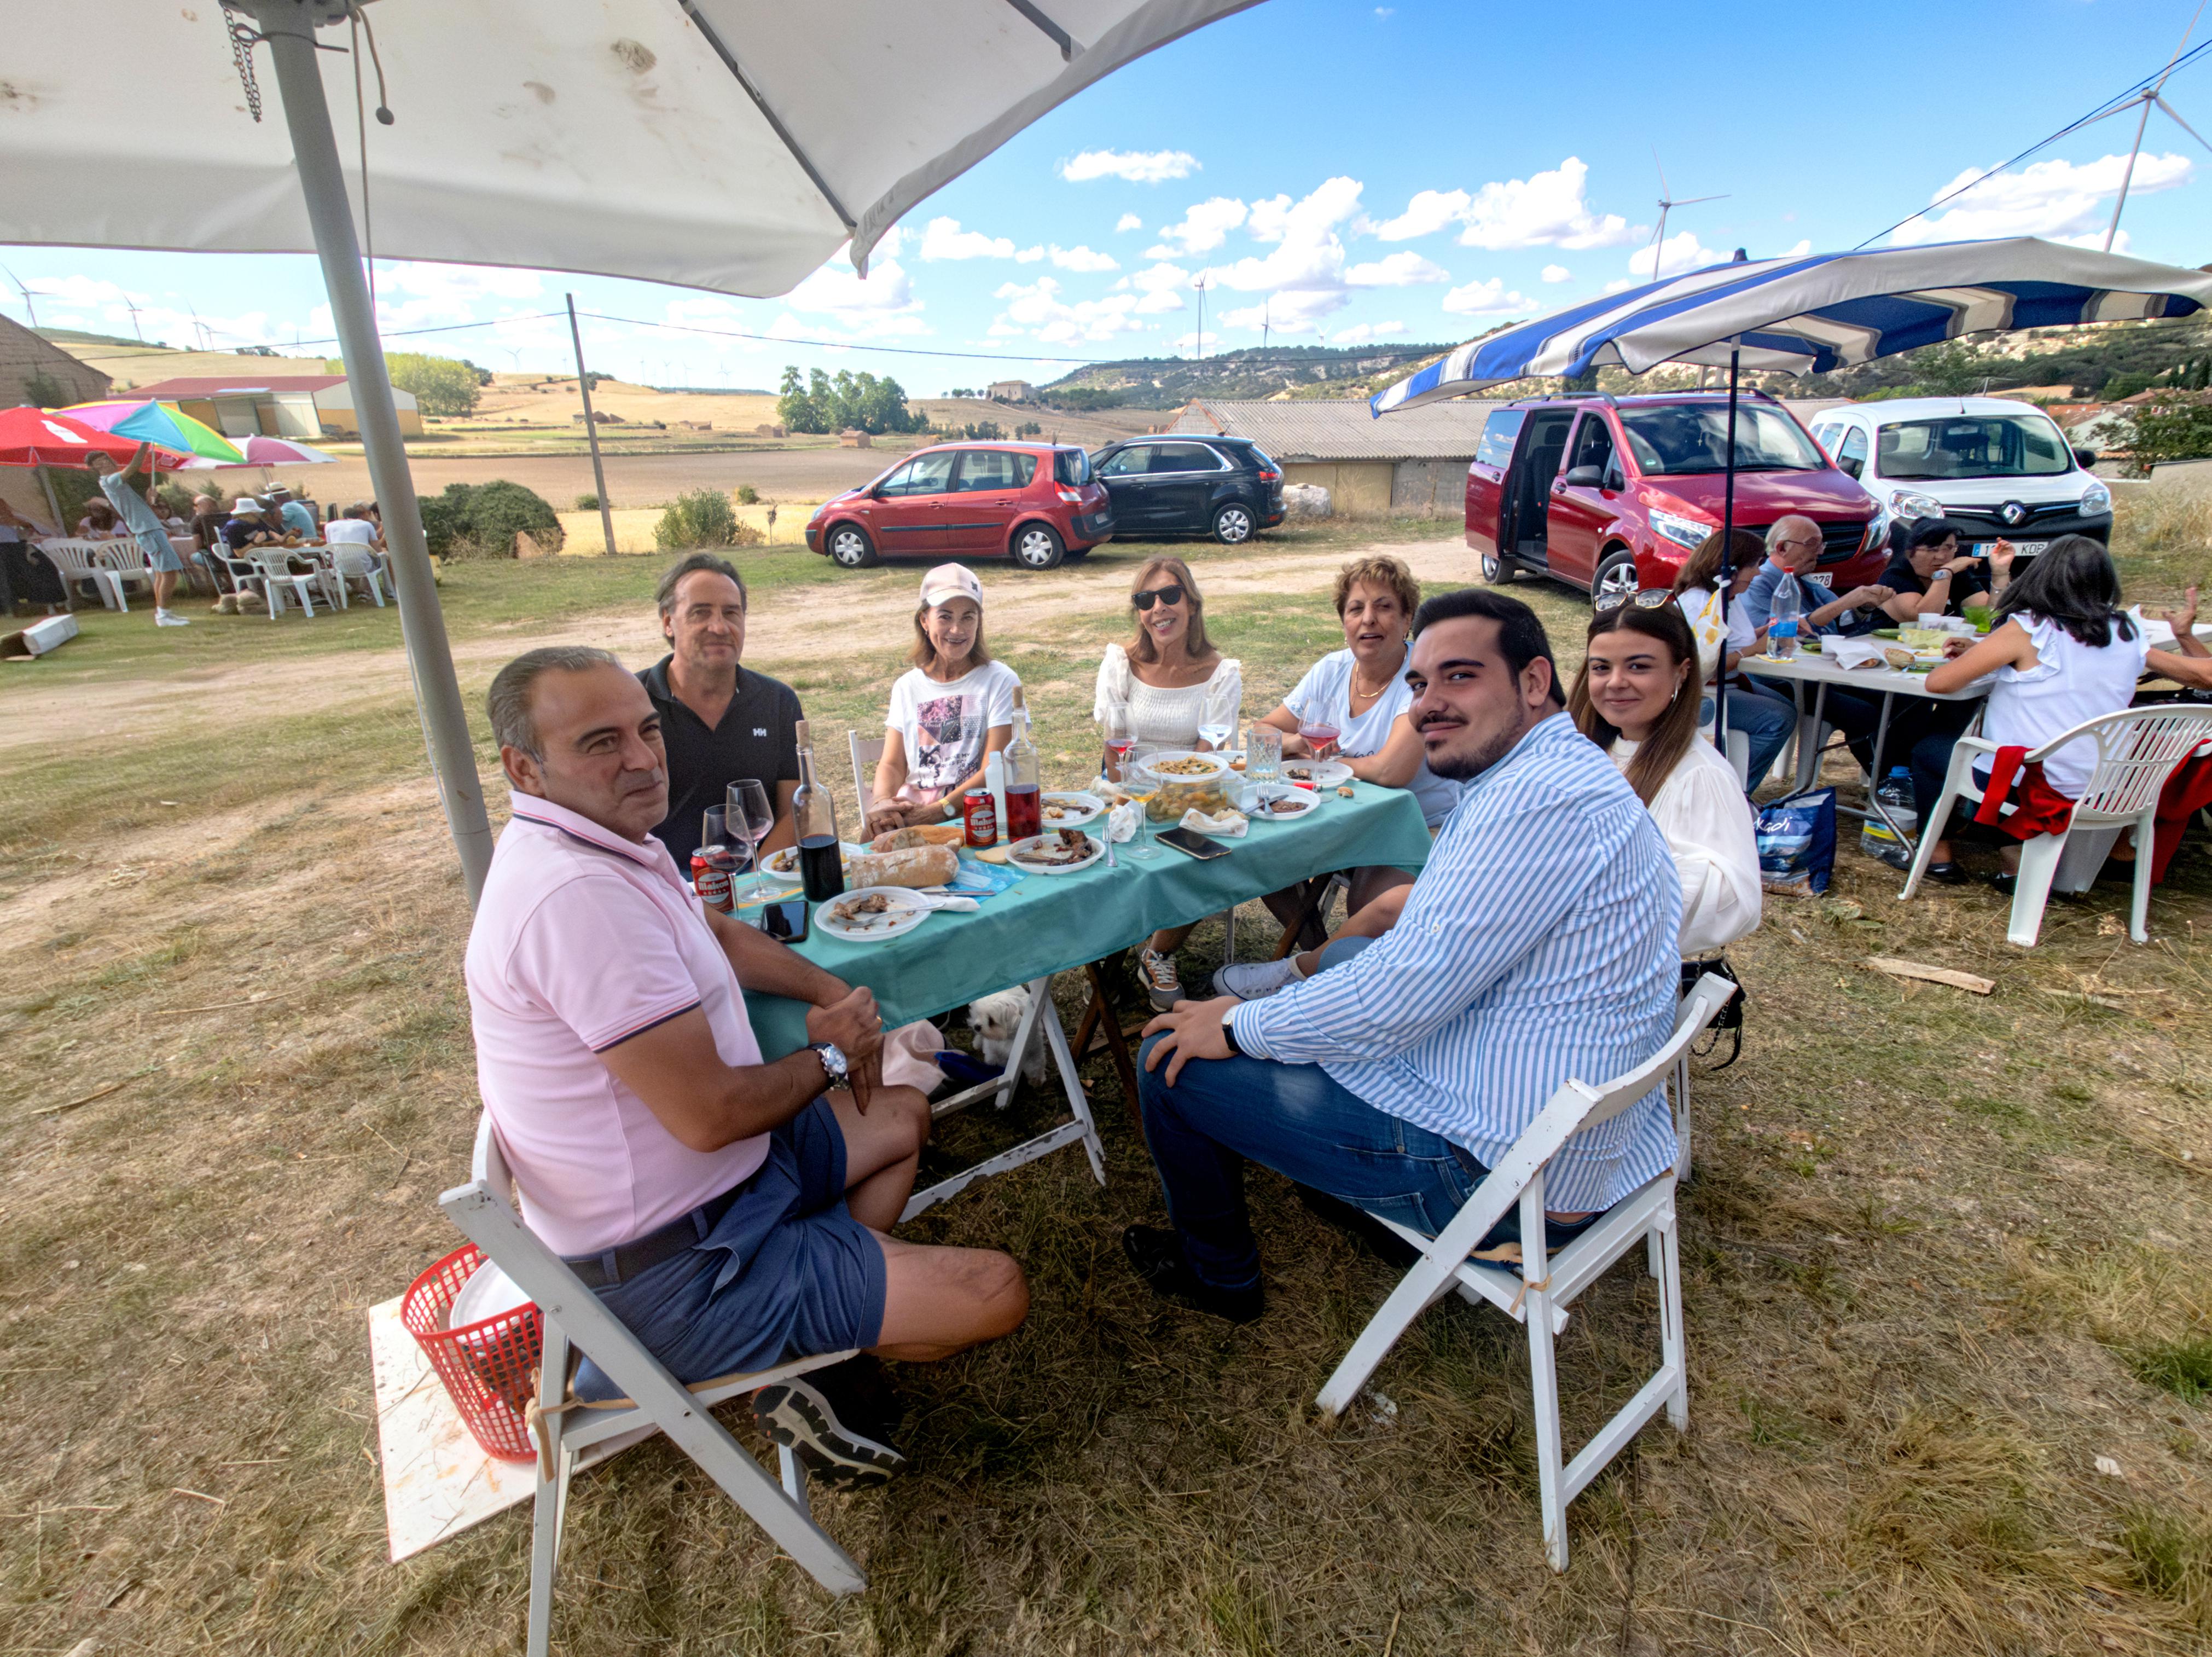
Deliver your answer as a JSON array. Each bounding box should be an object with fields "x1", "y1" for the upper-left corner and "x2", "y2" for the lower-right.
[
  {"x1": 875, "y1": 225, "x2": 904, "y2": 260},
  {"x1": 780, "y1": 256, "x2": 928, "y2": 338},
  {"x1": 1627, "y1": 230, "x2": 1725, "y2": 281},
  {"x1": 990, "y1": 276, "x2": 1147, "y2": 344},
  {"x1": 1199, "y1": 178, "x2": 1366, "y2": 298},
  {"x1": 1888, "y1": 152, "x2": 2192, "y2": 245},
  {"x1": 1779, "y1": 239, "x2": 1811, "y2": 258},
  {"x1": 1015, "y1": 246, "x2": 1046, "y2": 263},
  {"x1": 1171, "y1": 329, "x2": 1221, "y2": 354},
  {"x1": 1372, "y1": 188, "x2": 1470, "y2": 241},
  {"x1": 1218, "y1": 289, "x2": 1349, "y2": 334},
  {"x1": 1346, "y1": 251, "x2": 1449, "y2": 287},
  {"x1": 1060, "y1": 148, "x2": 1199, "y2": 184},
  {"x1": 26, "y1": 274, "x2": 140, "y2": 308},
  {"x1": 1123, "y1": 262, "x2": 1191, "y2": 314},
  {"x1": 1332, "y1": 320, "x2": 1408, "y2": 344},
  {"x1": 2054, "y1": 228, "x2": 2134, "y2": 253},
  {"x1": 1459, "y1": 157, "x2": 1639, "y2": 251},
  {"x1": 920, "y1": 217, "x2": 1017, "y2": 260},
  {"x1": 1442, "y1": 277, "x2": 1538, "y2": 317},
  {"x1": 1115, "y1": 212, "x2": 1144, "y2": 233},
  {"x1": 1541, "y1": 263, "x2": 1572, "y2": 283},
  {"x1": 1375, "y1": 5, "x2": 1395, "y2": 14},
  {"x1": 1247, "y1": 177, "x2": 1363, "y2": 245},
  {"x1": 1048, "y1": 244, "x2": 1120, "y2": 273},
  {"x1": 1152, "y1": 196, "x2": 1250, "y2": 256}
]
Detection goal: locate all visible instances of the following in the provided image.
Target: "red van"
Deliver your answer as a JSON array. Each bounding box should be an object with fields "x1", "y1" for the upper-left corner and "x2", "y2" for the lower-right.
[
  {"x1": 805, "y1": 441, "x2": 1113, "y2": 572},
  {"x1": 1464, "y1": 391, "x2": 1886, "y2": 603}
]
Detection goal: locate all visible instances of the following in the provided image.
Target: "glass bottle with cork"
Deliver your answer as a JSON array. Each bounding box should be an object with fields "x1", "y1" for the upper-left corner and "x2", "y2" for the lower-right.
[
  {"x1": 1002, "y1": 686, "x2": 1042, "y2": 842},
  {"x1": 792, "y1": 719, "x2": 845, "y2": 903}
]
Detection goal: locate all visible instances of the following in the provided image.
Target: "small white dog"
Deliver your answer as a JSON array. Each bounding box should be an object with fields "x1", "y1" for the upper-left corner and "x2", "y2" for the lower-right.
[{"x1": 967, "y1": 986, "x2": 1046, "y2": 1093}]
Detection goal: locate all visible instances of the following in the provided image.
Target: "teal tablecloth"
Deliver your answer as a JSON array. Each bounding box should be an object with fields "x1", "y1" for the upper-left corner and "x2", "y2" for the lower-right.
[{"x1": 748, "y1": 780, "x2": 1432, "y2": 1057}]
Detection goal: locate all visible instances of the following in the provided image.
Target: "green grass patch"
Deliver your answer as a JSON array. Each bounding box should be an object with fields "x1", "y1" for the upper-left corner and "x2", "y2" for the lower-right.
[{"x1": 2130, "y1": 1334, "x2": 2212, "y2": 1403}]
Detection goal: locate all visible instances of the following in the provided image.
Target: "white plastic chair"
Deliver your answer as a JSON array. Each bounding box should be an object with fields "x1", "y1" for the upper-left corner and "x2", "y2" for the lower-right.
[
  {"x1": 1898, "y1": 705, "x2": 2212, "y2": 946},
  {"x1": 330, "y1": 544, "x2": 388, "y2": 606},
  {"x1": 249, "y1": 553, "x2": 321, "y2": 618},
  {"x1": 91, "y1": 541, "x2": 156, "y2": 611},
  {"x1": 1315, "y1": 974, "x2": 1737, "y2": 1573},
  {"x1": 849, "y1": 729, "x2": 885, "y2": 823},
  {"x1": 438, "y1": 1116, "x2": 866, "y2": 1657},
  {"x1": 39, "y1": 538, "x2": 106, "y2": 610}
]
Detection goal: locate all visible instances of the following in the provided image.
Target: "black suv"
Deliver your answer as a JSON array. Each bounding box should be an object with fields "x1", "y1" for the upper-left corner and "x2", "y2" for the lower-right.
[{"x1": 1086, "y1": 435, "x2": 1285, "y2": 544}]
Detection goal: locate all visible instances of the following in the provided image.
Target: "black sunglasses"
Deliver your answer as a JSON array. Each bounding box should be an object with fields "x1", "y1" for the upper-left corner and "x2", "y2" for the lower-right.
[
  {"x1": 1131, "y1": 584, "x2": 1186, "y2": 610},
  {"x1": 1593, "y1": 589, "x2": 1672, "y2": 614}
]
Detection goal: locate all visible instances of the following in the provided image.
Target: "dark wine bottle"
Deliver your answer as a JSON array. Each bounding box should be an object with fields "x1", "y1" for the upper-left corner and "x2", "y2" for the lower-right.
[{"x1": 792, "y1": 720, "x2": 844, "y2": 903}]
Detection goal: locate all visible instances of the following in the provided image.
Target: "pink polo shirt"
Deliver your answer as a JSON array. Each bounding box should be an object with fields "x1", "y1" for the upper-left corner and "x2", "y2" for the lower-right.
[{"x1": 464, "y1": 794, "x2": 769, "y2": 1256}]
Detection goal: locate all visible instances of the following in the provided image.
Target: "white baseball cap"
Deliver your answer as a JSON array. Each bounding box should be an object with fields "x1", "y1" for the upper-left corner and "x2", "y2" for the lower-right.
[{"x1": 919, "y1": 563, "x2": 984, "y2": 608}]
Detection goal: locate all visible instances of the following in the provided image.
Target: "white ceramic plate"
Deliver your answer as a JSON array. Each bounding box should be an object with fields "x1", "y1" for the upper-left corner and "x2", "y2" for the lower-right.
[
  {"x1": 817, "y1": 886, "x2": 933, "y2": 943},
  {"x1": 1007, "y1": 831, "x2": 1105, "y2": 876},
  {"x1": 1040, "y1": 791, "x2": 1105, "y2": 828},
  {"x1": 1281, "y1": 759, "x2": 1352, "y2": 789},
  {"x1": 758, "y1": 841, "x2": 864, "y2": 880},
  {"x1": 1135, "y1": 749, "x2": 1232, "y2": 785},
  {"x1": 1249, "y1": 788, "x2": 1321, "y2": 822}
]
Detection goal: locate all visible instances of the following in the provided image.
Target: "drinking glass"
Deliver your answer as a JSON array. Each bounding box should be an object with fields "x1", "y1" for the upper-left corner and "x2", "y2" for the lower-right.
[
  {"x1": 1102, "y1": 701, "x2": 1135, "y2": 786},
  {"x1": 1246, "y1": 723, "x2": 1283, "y2": 815},
  {"x1": 1296, "y1": 695, "x2": 1341, "y2": 764},
  {"x1": 728, "y1": 778, "x2": 776, "y2": 900},
  {"x1": 1122, "y1": 740, "x2": 1163, "y2": 859},
  {"x1": 1195, "y1": 716, "x2": 1235, "y2": 752}
]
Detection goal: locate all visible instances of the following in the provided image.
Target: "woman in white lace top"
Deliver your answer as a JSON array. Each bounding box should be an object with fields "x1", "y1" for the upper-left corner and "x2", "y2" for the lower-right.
[{"x1": 1091, "y1": 555, "x2": 1242, "y2": 1006}]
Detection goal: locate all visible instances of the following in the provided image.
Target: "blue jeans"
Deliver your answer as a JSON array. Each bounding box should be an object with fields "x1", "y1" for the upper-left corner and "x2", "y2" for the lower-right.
[
  {"x1": 1136, "y1": 1030, "x2": 1475, "y2": 1292},
  {"x1": 1701, "y1": 687, "x2": 1796, "y2": 793}
]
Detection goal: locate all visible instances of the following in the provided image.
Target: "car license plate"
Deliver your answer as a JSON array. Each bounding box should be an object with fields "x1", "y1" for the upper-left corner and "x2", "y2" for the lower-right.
[{"x1": 1973, "y1": 540, "x2": 2047, "y2": 557}]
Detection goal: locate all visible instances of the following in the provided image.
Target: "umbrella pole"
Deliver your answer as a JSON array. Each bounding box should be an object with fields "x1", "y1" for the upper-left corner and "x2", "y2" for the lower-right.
[
  {"x1": 36, "y1": 464, "x2": 63, "y2": 532},
  {"x1": 1715, "y1": 345, "x2": 1740, "y2": 749},
  {"x1": 257, "y1": 6, "x2": 494, "y2": 905}
]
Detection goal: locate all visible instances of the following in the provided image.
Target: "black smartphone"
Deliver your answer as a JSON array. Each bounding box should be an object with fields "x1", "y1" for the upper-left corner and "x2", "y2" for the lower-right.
[
  {"x1": 1157, "y1": 826, "x2": 1232, "y2": 861},
  {"x1": 760, "y1": 897, "x2": 810, "y2": 942}
]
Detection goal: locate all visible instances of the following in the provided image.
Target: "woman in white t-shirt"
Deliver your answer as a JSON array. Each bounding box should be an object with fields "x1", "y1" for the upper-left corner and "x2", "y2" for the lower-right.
[
  {"x1": 868, "y1": 563, "x2": 1021, "y2": 835},
  {"x1": 1569, "y1": 601, "x2": 1761, "y2": 960},
  {"x1": 1917, "y1": 535, "x2": 2212, "y2": 889},
  {"x1": 1092, "y1": 555, "x2": 1241, "y2": 1006}
]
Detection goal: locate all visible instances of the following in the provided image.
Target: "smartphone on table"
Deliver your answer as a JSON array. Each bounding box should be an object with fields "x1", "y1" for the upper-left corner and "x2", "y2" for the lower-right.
[
  {"x1": 1156, "y1": 827, "x2": 1232, "y2": 861},
  {"x1": 760, "y1": 897, "x2": 810, "y2": 942}
]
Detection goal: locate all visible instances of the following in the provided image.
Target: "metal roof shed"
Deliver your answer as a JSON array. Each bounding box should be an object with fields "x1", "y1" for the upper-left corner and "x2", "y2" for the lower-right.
[{"x1": 1172, "y1": 396, "x2": 1502, "y2": 515}]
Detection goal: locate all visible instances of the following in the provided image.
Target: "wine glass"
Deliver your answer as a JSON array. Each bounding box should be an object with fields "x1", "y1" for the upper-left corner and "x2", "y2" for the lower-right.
[
  {"x1": 1122, "y1": 740, "x2": 1163, "y2": 859},
  {"x1": 1102, "y1": 700, "x2": 1135, "y2": 785},
  {"x1": 727, "y1": 778, "x2": 775, "y2": 901},
  {"x1": 1195, "y1": 717, "x2": 1235, "y2": 752},
  {"x1": 1296, "y1": 695, "x2": 1341, "y2": 766}
]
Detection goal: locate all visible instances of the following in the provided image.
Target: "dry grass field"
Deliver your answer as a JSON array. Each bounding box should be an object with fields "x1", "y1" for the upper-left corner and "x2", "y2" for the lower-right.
[{"x1": 2, "y1": 506, "x2": 2210, "y2": 1656}]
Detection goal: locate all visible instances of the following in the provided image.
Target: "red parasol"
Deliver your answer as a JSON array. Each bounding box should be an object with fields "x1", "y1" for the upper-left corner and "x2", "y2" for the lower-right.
[{"x1": 0, "y1": 407, "x2": 189, "y2": 470}]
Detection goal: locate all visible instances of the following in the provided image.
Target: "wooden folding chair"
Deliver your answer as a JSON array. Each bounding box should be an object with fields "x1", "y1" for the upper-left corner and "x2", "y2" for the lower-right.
[
  {"x1": 1316, "y1": 974, "x2": 1736, "y2": 1572},
  {"x1": 439, "y1": 1117, "x2": 866, "y2": 1657}
]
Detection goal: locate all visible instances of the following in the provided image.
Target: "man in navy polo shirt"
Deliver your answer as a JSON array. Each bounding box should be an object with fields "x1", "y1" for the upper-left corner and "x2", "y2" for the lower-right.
[{"x1": 639, "y1": 553, "x2": 806, "y2": 866}]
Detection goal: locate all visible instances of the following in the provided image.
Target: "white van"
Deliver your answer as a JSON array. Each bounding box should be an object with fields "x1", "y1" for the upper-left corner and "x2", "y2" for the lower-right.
[{"x1": 1806, "y1": 396, "x2": 2112, "y2": 559}]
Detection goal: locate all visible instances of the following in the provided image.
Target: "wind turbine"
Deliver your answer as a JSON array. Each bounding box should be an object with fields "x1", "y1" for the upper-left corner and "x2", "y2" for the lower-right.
[
  {"x1": 1, "y1": 265, "x2": 36, "y2": 330},
  {"x1": 1647, "y1": 153, "x2": 1728, "y2": 281},
  {"x1": 2093, "y1": 4, "x2": 2211, "y2": 250}
]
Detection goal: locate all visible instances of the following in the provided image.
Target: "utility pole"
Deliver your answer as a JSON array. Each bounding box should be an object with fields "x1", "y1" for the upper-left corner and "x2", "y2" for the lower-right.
[
  {"x1": 1194, "y1": 274, "x2": 1206, "y2": 365},
  {"x1": 567, "y1": 293, "x2": 618, "y2": 557}
]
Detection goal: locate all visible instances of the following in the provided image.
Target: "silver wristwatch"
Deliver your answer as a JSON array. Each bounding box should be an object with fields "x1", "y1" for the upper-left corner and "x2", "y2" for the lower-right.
[{"x1": 810, "y1": 1041, "x2": 849, "y2": 1088}]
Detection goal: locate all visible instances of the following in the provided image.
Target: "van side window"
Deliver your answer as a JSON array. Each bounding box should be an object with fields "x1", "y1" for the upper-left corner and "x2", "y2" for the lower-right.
[
  {"x1": 1836, "y1": 426, "x2": 1868, "y2": 479},
  {"x1": 1567, "y1": 414, "x2": 1614, "y2": 476},
  {"x1": 1476, "y1": 409, "x2": 1526, "y2": 470}
]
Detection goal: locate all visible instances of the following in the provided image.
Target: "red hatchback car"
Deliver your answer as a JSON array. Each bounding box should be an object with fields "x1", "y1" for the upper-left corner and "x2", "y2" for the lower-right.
[
  {"x1": 806, "y1": 441, "x2": 1113, "y2": 572},
  {"x1": 1465, "y1": 390, "x2": 1887, "y2": 603}
]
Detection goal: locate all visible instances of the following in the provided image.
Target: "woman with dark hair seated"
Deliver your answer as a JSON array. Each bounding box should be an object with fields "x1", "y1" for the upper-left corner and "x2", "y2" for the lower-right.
[
  {"x1": 1878, "y1": 519, "x2": 2011, "y2": 623},
  {"x1": 1670, "y1": 528, "x2": 1796, "y2": 793},
  {"x1": 1913, "y1": 535, "x2": 2212, "y2": 889}
]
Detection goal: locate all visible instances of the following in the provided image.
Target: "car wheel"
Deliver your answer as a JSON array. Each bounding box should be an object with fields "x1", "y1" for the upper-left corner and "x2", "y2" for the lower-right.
[
  {"x1": 1481, "y1": 548, "x2": 1516, "y2": 584},
  {"x1": 1012, "y1": 523, "x2": 1065, "y2": 570},
  {"x1": 1592, "y1": 548, "x2": 1640, "y2": 607},
  {"x1": 826, "y1": 524, "x2": 878, "y2": 569},
  {"x1": 1212, "y1": 502, "x2": 1255, "y2": 545}
]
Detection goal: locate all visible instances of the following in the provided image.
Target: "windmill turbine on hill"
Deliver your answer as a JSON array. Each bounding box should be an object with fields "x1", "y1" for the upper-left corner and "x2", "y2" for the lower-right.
[
  {"x1": 1647, "y1": 154, "x2": 1728, "y2": 281},
  {"x1": 2090, "y1": 3, "x2": 2210, "y2": 250}
]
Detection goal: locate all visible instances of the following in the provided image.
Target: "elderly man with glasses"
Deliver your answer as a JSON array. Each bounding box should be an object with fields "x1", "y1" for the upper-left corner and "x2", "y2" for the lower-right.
[{"x1": 1736, "y1": 515, "x2": 1895, "y2": 773}]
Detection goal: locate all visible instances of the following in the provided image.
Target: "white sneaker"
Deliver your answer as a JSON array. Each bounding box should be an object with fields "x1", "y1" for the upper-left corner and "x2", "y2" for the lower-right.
[
  {"x1": 155, "y1": 609, "x2": 190, "y2": 627},
  {"x1": 1212, "y1": 957, "x2": 1305, "y2": 1002}
]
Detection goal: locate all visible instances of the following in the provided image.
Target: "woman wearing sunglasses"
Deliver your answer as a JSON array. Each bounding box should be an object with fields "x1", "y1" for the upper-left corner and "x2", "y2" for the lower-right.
[
  {"x1": 1568, "y1": 601, "x2": 1762, "y2": 961},
  {"x1": 1093, "y1": 555, "x2": 1243, "y2": 1007}
]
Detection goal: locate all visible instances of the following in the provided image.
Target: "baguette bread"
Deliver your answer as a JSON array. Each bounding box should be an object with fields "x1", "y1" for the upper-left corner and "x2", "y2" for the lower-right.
[
  {"x1": 869, "y1": 821, "x2": 966, "y2": 853},
  {"x1": 844, "y1": 843, "x2": 959, "y2": 890}
]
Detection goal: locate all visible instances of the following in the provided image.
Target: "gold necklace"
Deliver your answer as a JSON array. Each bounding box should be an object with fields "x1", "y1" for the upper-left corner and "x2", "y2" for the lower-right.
[{"x1": 1350, "y1": 648, "x2": 1402, "y2": 702}]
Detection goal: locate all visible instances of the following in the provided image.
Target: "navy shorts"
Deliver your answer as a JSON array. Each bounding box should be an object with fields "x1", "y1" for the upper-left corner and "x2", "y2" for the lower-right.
[{"x1": 574, "y1": 1097, "x2": 886, "y2": 1400}]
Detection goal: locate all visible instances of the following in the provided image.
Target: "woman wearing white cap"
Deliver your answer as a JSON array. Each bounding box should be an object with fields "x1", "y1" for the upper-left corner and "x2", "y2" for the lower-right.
[{"x1": 868, "y1": 563, "x2": 1024, "y2": 835}]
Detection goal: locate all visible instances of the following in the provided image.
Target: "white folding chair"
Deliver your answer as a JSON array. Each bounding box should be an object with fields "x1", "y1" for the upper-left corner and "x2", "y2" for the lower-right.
[
  {"x1": 39, "y1": 538, "x2": 105, "y2": 610},
  {"x1": 849, "y1": 728, "x2": 886, "y2": 824},
  {"x1": 91, "y1": 542, "x2": 156, "y2": 611},
  {"x1": 249, "y1": 553, "x2": 321, "y2": 618},
  {"x1": 1899, "y1": 705, "x2": 2212, "y2": 946},
  {"x1": 1316, "y1": 974, "x2": 1737, "y2": 1573},
  {"x1": 439, "y1": 1116, "x2": 866, "y2": 1657},
  {"x1": 331, "y1": 544, "x2": 388, "y2": 606}
]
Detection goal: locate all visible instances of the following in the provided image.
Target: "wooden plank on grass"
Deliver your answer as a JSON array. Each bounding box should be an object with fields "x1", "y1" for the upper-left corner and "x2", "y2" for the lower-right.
[{"x1": 1863, "y1": 957, "x2": 1995, "y2": 995}]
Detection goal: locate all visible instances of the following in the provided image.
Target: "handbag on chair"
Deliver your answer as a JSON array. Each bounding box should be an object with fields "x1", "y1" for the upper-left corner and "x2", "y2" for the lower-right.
[{"x1": 1678, "y1": 955, "x2": 1743, "y2": 1069}]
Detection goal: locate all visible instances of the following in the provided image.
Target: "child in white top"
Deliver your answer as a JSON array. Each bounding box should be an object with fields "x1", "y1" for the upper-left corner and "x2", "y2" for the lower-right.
[{"x1": 869, "y1": 564, "x2": 1021, "y2": 834}]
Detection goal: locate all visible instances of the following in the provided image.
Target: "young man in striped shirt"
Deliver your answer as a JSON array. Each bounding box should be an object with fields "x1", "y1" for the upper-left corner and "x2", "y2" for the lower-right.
[{"x1": 1128, "y1": 589, "x2": 1684, "y2": 1322}]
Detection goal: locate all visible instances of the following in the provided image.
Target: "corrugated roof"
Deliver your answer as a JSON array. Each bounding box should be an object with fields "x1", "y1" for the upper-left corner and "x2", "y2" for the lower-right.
[
  {"x1": 1171, "y1": 397, "x2": 1501, "y2": 460},
  {"x1": 130, "y1": 375, "x2": 349, "y2": 396}
]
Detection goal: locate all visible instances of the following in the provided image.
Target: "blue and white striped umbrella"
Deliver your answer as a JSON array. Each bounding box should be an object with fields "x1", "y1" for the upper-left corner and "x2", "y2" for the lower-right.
[{"x1": 1372, "y1": 236, "x2": 2212, "y2": 416}]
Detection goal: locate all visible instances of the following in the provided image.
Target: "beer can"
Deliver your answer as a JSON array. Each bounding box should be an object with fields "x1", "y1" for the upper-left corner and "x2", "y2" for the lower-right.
[
  {"x1": 962, "y1": 788, "x2": 998, "y2": 847},
  {"x1": 691, "y1": 851, "x2": 735, "y2": 914}
]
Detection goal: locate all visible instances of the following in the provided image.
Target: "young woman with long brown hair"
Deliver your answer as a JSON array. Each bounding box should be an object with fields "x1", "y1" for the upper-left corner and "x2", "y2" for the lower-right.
[{"x1": 1569, "y1": 600, "x2": 1761, "y2": 960}]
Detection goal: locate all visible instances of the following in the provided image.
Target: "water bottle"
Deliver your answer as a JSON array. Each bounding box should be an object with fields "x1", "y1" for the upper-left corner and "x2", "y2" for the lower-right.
[
  {"x1": 1859, "y1": 766, "x2": 1918, "y2": 868},
  {"x1": 1767, "y1": 575, "x2": 1801, "y2": 660}
]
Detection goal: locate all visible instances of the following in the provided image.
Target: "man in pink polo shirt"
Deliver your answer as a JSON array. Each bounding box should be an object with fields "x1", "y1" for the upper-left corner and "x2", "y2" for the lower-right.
[{"x1": 466, "y1": 645, "x2": 1027, "y2": 1484}]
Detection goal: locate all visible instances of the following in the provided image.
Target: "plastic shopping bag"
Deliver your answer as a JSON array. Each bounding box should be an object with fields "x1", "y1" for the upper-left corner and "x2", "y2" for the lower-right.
[{"x1": 1754, "y1": 787, "x2": 1837, "y2": 895}]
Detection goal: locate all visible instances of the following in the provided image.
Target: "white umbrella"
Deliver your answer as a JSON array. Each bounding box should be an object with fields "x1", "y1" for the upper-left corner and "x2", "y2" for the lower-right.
[{"x1": 1, "y1": 0, "x2": 1260, "y2": 900}]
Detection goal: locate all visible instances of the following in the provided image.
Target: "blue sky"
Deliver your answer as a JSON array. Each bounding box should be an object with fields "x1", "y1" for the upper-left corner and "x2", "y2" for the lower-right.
[{"x1": 4, "y1": 0, "x2": 2207, "y2": 396}]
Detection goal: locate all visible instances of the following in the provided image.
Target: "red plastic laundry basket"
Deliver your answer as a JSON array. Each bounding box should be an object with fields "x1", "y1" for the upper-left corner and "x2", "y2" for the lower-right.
[{"x1": 402, "y1": 1243, "x2": 543, "y2": 1463}]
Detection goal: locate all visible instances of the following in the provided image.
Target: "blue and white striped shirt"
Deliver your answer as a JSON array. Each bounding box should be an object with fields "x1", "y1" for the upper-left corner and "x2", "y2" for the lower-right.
[{"x1": 1232, "y1": 712, "x2": 1683, "y2": 1212}]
